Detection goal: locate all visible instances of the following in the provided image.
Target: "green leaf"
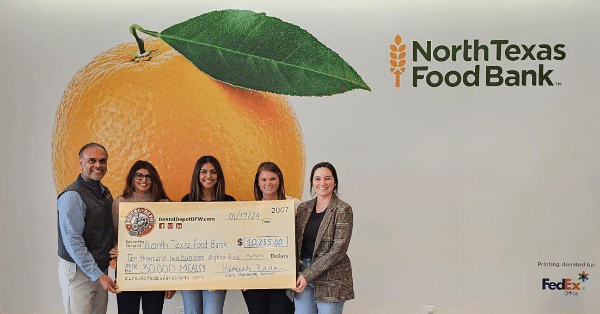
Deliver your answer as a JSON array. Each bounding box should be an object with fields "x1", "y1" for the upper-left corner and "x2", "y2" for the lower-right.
[{"x1": 159, "y1": 10, "x2": 370, "y2": 96}]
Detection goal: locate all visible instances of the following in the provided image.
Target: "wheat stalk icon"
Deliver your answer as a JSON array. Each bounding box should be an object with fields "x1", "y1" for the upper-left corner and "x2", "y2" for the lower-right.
[{"x1": 390, "y1": 35, "x2": 406, "y2": 87}]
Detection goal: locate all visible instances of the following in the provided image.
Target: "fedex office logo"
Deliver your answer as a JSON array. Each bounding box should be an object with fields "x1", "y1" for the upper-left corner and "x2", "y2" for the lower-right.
[
  {"x1": 542, "y1": 278, "x2": 581, "y2": 290},
  {"x1": 542, "y1": 271, "x2": 589, "y2": 293}
]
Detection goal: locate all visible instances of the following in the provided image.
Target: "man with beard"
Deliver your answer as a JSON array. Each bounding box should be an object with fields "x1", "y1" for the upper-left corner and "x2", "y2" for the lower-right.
[{"x1": 57, "y1": 142, "x2": 120, "y2": 314}]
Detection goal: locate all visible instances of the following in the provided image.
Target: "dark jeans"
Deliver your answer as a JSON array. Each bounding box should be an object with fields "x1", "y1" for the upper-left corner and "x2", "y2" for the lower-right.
[
  {"x1": 242, "y1": 289, "x2": 295, "y2": 314},
  {"x1": 117, "y1": 290, "x2": 165, "y2": 314}
]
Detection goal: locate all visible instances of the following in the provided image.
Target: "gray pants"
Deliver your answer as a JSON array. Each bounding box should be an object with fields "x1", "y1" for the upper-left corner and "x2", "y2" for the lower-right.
[{"x1": 58, "y1": 258, "x2": 108, "y2": 314}]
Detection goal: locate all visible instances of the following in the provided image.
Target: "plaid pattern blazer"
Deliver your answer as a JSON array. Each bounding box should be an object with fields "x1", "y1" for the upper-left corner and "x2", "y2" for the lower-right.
[{"x1": 292, "y1": 194, "x2": 354, "y2": 302}]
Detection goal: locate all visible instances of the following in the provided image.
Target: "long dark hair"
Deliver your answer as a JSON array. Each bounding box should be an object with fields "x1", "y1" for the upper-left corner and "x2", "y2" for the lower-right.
[
  {"x1": 254, "y1": 162, "x2": 286, "y2": 201},
  {"x1": 309, "y1": 162, "x2": 339, "y2": 196},
  {"x1": 188, "y1": 156, "x2": 226, "y2": 201},
  {"x1": 122, "y1": 160, "x2": 170, "y2": 201}
]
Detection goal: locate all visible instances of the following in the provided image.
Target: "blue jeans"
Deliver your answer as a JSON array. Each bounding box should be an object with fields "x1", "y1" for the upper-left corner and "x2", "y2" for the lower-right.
[
  {"x1": 294, "y1": 259, "x2": 345, "y2": 314},
  {"x1": 181, "y1": 290, "x2": 227, "y2": 314}
]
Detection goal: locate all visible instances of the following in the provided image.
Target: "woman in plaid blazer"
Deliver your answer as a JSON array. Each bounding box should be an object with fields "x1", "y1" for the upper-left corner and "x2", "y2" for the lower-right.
[{"x1": 291, "y1": 162, "x2": 354, "y2": 314}]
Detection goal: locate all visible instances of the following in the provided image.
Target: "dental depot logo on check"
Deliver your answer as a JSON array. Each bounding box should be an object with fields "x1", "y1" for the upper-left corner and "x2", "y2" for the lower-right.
[
  {"x1": 125, "y1": 207, "x2": 156, "y2": 237},
  {"x1": 126, "y1": 207, "x2": 217, "y2": 236}
]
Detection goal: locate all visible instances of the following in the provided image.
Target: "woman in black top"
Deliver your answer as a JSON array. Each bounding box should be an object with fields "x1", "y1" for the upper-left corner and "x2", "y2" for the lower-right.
[
  {"x1": 181, "y1": 155, "x2": 235, "y2": 202},
  {"x1": 292, "y1": 162, "x2": 354, "y2": 313},
  {"x1": 242, "y1": 162, "x2": 295, "y2": 314},
  {"x1": 180, "y1": 156, "x2": 235, "y2": 314}
]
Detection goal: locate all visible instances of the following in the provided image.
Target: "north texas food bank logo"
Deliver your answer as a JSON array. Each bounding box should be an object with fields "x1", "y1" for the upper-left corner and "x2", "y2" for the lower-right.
[
  {"x1": 390, "y1": 35, "x2": 566, "y2": 88},
  {"x1": 542, "y1": 271, "x2": 589, "y2": 295}
]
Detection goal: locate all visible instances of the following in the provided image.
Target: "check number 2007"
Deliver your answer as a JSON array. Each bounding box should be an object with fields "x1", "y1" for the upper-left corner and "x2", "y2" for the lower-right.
[{"x1": 243, "y1": 236, "x2": 288, "y2": 248}]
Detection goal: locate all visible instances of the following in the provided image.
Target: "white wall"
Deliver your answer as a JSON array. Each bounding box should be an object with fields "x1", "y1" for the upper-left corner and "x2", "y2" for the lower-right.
[{"x1": 1, "y1": 0, "x2": 599, "y2": 313}]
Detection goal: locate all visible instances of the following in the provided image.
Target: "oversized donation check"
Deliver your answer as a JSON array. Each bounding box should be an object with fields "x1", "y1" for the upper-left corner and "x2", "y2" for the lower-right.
[{"x1": 116, "y1": 199, "x2": 296, "y2": 291}]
